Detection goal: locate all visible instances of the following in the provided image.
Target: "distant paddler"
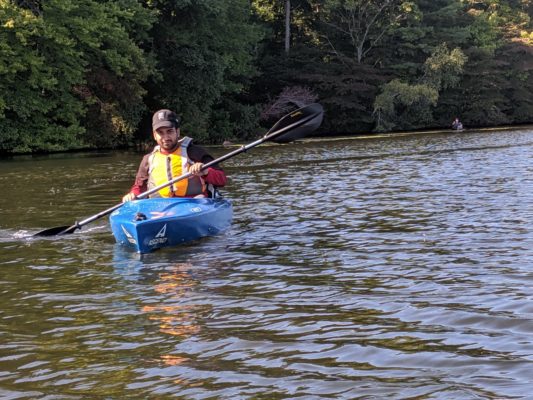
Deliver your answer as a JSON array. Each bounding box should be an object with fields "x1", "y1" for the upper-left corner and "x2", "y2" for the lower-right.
[{"x1": 451, "y1": 117, "x2": 464, "y2": 131}]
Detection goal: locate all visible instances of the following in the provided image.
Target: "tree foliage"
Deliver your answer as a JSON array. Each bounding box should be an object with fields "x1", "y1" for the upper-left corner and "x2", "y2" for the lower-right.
[
  {"x1": 373, "y1": 43, "x2": 467, "y2": 131},
  {"x1": 373, "y1": 80, "x2": 439, "y2": 131},
  {"x1": 1, "y1": 0, "x2": 532, "y2": 153},
  {"x1": 320, "y1": 0, "x2": 420, "y2": 63},
  {"x1": 143, "y1": 0, "x2": 262, "y2": 144},
  {"x1": 0, "y1": 0, "x2": 154, "y2": 153}
]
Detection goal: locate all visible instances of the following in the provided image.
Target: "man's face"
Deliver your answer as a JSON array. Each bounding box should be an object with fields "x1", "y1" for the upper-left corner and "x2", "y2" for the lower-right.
[{"x1": 153, "y1": 127, "x2": 179, "y2": 151}]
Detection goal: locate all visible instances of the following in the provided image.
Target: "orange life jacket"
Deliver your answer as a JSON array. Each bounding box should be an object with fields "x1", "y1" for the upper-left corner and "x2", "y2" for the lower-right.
[{"x1": 147, "y1": 137, "x2": 206, "y2": 198}]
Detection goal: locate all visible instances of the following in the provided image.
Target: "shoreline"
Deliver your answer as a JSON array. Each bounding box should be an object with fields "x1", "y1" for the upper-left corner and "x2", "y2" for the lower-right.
[
  {"x1": 298, "y1": 124, "x2": 533, "y2": 144},
  {"x1": 2, "y1": 124, "x2": 533, "y2": 158}
]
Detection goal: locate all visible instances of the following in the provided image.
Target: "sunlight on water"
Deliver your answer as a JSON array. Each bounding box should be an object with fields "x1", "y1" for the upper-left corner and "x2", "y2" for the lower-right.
[{"x1": 0, "y1": 129, "x2": 532, "y2": 399}]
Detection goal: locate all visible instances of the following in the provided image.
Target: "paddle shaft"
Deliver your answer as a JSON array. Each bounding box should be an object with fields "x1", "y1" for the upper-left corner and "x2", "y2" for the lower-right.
[{"x1": 62, "y1": 109, "x2": 320, "y2": 232}]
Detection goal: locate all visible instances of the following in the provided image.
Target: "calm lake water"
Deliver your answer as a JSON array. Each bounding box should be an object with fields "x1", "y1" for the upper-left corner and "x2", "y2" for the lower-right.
[{"x1": 0, "y1": 128, "x2": 532, "y2": 399}]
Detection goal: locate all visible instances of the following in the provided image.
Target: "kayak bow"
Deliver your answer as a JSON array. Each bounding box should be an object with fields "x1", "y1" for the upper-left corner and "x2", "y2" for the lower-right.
[{"x1": 109, "y1": 197, "x2": 232, "y2": 253}]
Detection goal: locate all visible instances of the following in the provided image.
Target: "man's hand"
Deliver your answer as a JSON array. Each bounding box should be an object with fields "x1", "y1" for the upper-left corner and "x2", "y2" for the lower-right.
[
  {"x1": 122, "y1": 192, "x2": 137, "y2": 203},
  {"x1": 189, "y1": 162, "x2": 208, "y2": 176}
]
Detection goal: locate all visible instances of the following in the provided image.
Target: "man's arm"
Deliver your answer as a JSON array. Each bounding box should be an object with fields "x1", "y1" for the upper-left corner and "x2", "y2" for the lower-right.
[
  {"x1": 122, "y1": 155, "x2": 150, "y2": 201},
  {"x1": 188, "y1": 144, "x2": 227, "y2": 187}
]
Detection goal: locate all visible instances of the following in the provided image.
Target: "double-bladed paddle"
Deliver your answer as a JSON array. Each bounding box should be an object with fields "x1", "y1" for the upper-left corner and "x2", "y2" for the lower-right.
[{"x1": 34, "y1": 103, "x2": 324, "y2": 237}]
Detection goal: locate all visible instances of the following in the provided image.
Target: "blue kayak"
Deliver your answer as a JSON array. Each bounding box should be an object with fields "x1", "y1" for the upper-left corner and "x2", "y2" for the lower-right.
[{"x1": 109, "y1": 197, "x2": 232, "y2": 253}]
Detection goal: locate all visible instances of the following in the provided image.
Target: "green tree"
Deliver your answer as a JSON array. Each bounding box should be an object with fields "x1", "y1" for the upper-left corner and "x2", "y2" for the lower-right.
[
  {"x1": 256, "y1": 0, "x2": 533, "y2": 133},
  {"x1": 320, "y1": 0, "x2": 420, "y2": 64},
  {"x1": 0, "y1": 0, "x2": 154, "y2": 154},
  {"x1": 421, "y1": 43, "x2": 468, "y2": 89},
  {"x1": 373, "y1": 79, "x2": 438, "y2": 131},
  {"x1": 144, "y1": 0, "x2": 262, "y2": 143},
  {"x1": 443, "y1": 0, "x2": 518, "y2": 127},
  {"x1": 252, "y1": 0, "x2": 318, "y2": 54},
  {"x1": 374, "y1": 43, "x2": 467, "y2": 131}
]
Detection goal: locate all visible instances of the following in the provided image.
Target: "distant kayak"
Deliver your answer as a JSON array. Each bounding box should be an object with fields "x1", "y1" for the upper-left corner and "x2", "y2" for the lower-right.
[{"x1": 110, "y1": 197, "x2": 232, "y2": 253}]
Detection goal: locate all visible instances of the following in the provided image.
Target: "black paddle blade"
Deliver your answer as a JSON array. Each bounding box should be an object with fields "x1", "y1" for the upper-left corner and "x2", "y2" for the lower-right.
[
  {"x1": 268, "y1": 103, "x2": 324, "y2": 143},
  {"x1": 34, "y1": 224, "x2": 79, "y2": 237}
]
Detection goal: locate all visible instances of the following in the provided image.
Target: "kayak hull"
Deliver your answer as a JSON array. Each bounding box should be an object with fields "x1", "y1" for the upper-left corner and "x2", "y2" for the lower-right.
[{"x1": 109, "y1": 198, "x2": 232, "y2": 253}]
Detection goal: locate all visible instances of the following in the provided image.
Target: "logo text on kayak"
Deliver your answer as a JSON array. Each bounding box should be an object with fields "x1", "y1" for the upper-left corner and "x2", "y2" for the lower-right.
[{"x1": 149, "y1": 224, "x2": 168, "y2": 246}]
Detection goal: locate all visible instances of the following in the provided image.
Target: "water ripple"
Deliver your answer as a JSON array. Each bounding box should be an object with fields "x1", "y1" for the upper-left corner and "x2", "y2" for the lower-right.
[{"x1": 0, "y1": 128, "x2": 532, "y2": 398}]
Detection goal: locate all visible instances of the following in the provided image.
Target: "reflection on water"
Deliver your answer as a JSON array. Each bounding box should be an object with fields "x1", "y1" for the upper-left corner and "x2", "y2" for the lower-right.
[
  {"x1": 142, "y1": 264, "x2": 201, "y2": 338},
  {"x1": 0, "y1": 128, "x2": 532, "y2": 398}
]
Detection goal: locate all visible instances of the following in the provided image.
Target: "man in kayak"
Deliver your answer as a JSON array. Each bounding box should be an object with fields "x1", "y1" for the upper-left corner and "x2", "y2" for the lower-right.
[{"x1": 122, "y1": 109, "x2": 227, "y2": 202}]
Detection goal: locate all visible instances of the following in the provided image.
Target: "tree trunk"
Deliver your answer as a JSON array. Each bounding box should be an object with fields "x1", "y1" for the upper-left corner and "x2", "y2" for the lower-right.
[{"x1": 285, "y1": 0, "x2": 290, "y2": 55}]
